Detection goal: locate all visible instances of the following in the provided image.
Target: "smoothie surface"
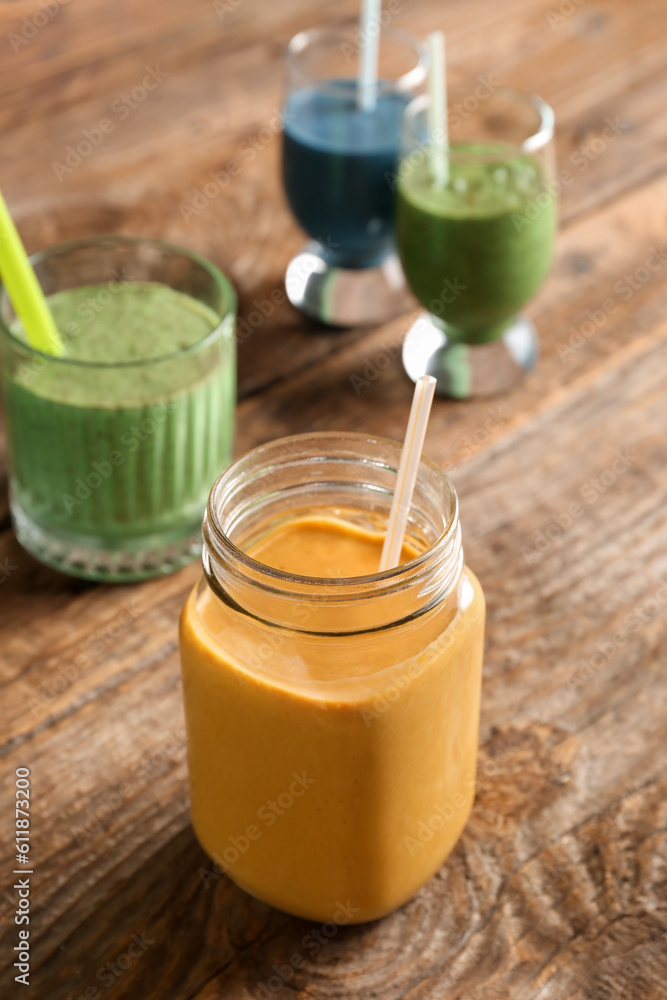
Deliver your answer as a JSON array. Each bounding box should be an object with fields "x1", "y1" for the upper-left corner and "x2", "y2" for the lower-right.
[
  {"x1": 284, "y1": 85, "x2": 408, "y2": 154},
  {"x1": 399, "y1": 144, "x2": 549, "y2": 217},
  {"x1": 8, "y1": 281, "x2": 223, "y2": 406},
  {"x1": 246, "y1": 514, "x2": 418, "y2": 577},
  {"x1": 12, "y1": 281, "x2": 220, "y2": 363}
]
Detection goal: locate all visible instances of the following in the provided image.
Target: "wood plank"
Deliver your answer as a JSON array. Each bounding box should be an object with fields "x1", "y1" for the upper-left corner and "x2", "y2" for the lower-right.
[{"x1": 0, "y1": 0, "x2": 666, "y2": 216}]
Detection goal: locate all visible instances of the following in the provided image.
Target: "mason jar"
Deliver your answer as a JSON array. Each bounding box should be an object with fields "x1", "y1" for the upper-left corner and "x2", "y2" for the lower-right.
[{"x1": 179, "y1": 431, "x2": 485, "y2": 922}]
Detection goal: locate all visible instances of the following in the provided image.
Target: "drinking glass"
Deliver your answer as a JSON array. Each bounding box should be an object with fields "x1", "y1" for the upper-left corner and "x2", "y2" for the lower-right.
[
  {"x1": 0, "y1": 236, "x2": 236, "y2": 580},
  {"x1": 180, "y1": 432, "x2": 485, "y2": 921},
  {"x1": 282, "y1": 21, "x2": 428, "y2": 326},
  {"x1": 396, "y1": 88, "x2": 556, "y2": 397}
]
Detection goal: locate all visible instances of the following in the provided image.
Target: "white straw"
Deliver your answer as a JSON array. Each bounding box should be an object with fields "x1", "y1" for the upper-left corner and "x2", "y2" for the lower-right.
[
  {"x1": 358, "y1": 0, "x2": 382, "y2": 112},
  {"x1": 427, "y1": 31, "x2": 449, "y2": 186},
  {"x1": 379, "y1": 375, "x2": 437, "y2": 572}
]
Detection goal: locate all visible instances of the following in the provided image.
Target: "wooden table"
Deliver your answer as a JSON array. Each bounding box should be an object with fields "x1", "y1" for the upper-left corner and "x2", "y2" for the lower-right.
[{"x1": 2, "y1": 0, "x2": 667, "y2": 997}]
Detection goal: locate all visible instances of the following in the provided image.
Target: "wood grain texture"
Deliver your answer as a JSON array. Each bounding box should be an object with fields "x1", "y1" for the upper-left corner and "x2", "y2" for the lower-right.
[{"x1": 1, "y1": 1, "x2": 667, "y2": 998}]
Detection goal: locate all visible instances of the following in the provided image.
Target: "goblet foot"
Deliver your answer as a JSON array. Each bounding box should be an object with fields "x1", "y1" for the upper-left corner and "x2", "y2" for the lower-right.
[
  {"x1": 285, "y1": 242, "x2": 413, "y2": 327},
  {"x1": 402, "y1": 312, "x2": 539, "y2": 399}
]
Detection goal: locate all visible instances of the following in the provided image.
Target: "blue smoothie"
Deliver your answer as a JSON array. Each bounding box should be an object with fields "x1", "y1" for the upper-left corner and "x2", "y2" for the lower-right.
[{"x1": 282, "y1": 84, "x2": 409, "y2": 268}]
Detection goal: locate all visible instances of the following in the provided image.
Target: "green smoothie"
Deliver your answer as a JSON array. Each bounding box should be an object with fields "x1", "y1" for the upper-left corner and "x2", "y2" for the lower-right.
[
  {"x1": 396, "y1": 145, "x2": 556, "y2": 342},
  {"x1": 2, "y1": 281, "x2": 235, "y2": 575}
]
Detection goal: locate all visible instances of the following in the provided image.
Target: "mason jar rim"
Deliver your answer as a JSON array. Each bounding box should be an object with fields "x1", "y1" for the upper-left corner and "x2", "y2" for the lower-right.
[
  {"x1": 203, "y1": 431, "x2": 462, "y2": 621},
  {"x1": 0, "y1": 234, "x2": 237, "y2": 369},
  {"x1": 285, "y1": 21, "x2": 429, "y2": 99},
  {"x1": 403, "y1": 87, "x2": 555, "y2": 157}
]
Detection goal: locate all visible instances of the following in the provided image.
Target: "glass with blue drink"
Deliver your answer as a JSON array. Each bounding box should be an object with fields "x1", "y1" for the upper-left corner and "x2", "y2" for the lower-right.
[{"x1": 282, "y1": 21, "x2": 428, "y2": 326}]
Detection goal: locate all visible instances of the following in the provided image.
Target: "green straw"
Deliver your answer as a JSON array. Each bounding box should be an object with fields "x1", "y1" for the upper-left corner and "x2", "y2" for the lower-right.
[{"x1": 0, "y1": 189, "x2": 63, "y2": 355}]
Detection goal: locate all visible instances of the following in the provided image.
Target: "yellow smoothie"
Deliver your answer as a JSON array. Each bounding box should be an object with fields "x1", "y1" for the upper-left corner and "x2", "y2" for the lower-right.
[{"x1": 179, "y1": 511, "x2": 485, "y2": 923}]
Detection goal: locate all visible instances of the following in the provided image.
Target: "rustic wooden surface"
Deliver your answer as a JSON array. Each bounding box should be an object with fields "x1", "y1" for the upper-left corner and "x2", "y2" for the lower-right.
[{"x1": 1, "y1": 0, "x2": 667, "y2": 997}]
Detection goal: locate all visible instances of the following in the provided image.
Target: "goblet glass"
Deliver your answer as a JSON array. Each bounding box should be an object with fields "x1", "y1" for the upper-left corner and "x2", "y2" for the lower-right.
[
  {"x1": 282, "y1": 21, "x2": 428, "y2": 326},
  {"x1": 396, "y1": 88, "x2": 556, "y2": 397}
]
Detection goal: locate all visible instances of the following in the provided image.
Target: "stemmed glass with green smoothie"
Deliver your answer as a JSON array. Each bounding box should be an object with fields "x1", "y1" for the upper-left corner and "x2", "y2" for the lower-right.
[
  {"x1": 0, "y1": 236, "x2": 236, "y2": 581},
  {"x1": 396, "y1": 88, "x2": 556, "y2": 397}
]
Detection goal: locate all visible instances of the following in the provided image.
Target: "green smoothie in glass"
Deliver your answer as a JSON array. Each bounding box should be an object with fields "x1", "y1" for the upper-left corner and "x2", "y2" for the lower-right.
[
  {"x1": 0, "y1": 237, "x2": 236, "y2": 581},
  {"x1": 397, "y1": 147, "x2": 556, "y2": 342},
  {"x1": 396, "y1": 89, "x2": 556, "y2": 398}
]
